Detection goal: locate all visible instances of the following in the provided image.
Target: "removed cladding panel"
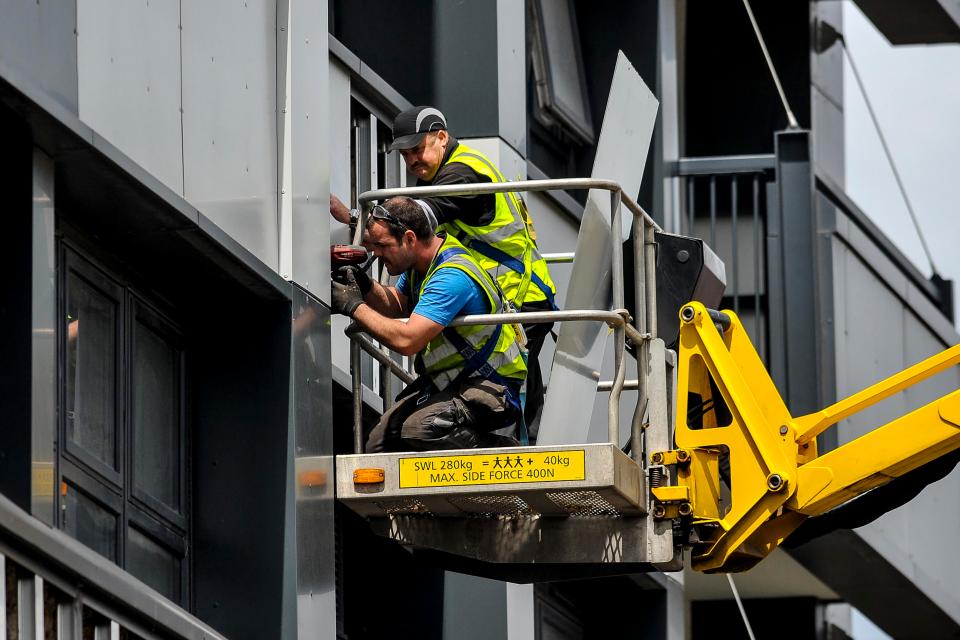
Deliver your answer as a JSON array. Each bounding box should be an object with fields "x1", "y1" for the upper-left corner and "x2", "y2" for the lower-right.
[
  {"x1": 181, "y1": 0, "x2": 279, "y2": 270},
  {"x1": 537, "y1": 52, "x2": 659, "y2": 446},
  {"x1": 77, "y1": 0, "x2": 183, "y2": 193}
]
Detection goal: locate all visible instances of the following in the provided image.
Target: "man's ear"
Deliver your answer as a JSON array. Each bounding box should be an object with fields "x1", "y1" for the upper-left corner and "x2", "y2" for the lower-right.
[
  {"x1": 403, "y1": 229, "x2": 417, "y2": 247},
  {"x1": 436, "y1": 129, "x2": 448, "y2": 145}
]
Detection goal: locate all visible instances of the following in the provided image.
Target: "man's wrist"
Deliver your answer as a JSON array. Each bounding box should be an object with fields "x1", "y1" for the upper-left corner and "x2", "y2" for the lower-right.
[{"x1": 347, "y1": 299, "x2": 366, "y2": 317}]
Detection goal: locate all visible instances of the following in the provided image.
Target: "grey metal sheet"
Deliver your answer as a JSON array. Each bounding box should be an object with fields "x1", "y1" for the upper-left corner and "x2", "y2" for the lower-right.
[
  {"x1": 538, "y1": 52, "x2": 658, "y2": 445},
  {"x1": 181, "y1": 0, "x2": 279, "y2": 270},
  {"x1": 76, "y1": 0, "x2": 183, "y2": 194},
  {"x1": 291, "y1": 288, "x2": 336, "y2": 638},
  {"x1": 0, "y1": 0, "x2": 78, "y2": 115},
  {"x1": 289, "y1": 0, "x2": 330, "y2": 302}
]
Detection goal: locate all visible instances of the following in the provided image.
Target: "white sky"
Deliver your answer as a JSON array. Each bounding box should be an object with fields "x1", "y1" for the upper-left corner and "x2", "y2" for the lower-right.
[{"x1": 843, "y1": 2, "x2": 960, "y2": 328}]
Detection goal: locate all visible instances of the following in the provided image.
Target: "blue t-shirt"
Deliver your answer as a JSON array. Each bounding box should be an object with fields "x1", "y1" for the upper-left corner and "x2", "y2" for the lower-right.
[{"x1": 396, "y1": 268, "x2": 490, "y2": 326}]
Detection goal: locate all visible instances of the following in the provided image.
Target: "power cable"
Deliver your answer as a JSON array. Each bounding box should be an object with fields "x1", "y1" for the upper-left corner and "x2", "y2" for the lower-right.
[
  {"x1": 727, "y1": 574, "x2": 757, "y2": 640},
  {"x1": 825, "y1": 23, "x2": 940, "y2": 276},
  {"x1": 740, "y1": 0, "x2": 800, "y2": 129}
]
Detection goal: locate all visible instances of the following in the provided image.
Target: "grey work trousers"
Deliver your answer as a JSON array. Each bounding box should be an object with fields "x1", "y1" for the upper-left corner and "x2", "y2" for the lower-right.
[{"x1": 365, "y1": 377, "x2": 521, "y2": 453}]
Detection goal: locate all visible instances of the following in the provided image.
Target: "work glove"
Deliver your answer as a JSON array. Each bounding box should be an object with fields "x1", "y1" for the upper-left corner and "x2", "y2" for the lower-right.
[
  {"x1": 331, "y1": 269, "x2": 365, "y2": 317},
  {"x1": 332, "y1": 265, "x2": 372, "y2": 295}
]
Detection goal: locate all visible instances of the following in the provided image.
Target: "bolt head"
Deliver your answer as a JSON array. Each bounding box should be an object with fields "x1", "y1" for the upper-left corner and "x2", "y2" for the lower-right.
[
  {"x1": 766, "y1": 474, "x2": 785, "y2": 492},
  {"x1": 779, "y1": 425, "x2": 789, "y2": 435}
]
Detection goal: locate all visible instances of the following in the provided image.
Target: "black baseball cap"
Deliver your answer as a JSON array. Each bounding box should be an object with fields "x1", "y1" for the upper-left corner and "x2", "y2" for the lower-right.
[{"x1": 389, "y1": 106, "x2": 447, "y2": 151}]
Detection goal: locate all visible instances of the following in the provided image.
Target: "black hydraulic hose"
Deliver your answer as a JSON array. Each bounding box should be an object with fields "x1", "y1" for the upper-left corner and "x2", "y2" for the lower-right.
[{"x1": 784, "y1": 448, "x2": 960, "y2": 548}]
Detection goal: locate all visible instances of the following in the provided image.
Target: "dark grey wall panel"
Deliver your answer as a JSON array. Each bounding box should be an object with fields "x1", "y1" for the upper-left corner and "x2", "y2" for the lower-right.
[
  {"x1": 433, "y1": 0, "x2": 500, "y2": 140},
  {"x1": 0, "y1": 105, "x2": 34, "y2": 510},
  {"x1": 773, "y1": 131, "x2": 822, "y2": 416},
  {"x1": 193, "y1": 300, "x2": 294, "y2": 639},
  {"x1": 0, "y1": 0, "x2": 78, "y2": 115},
  {"x1": 442, "y1": 573, "x2": 507, "y2": 640}
]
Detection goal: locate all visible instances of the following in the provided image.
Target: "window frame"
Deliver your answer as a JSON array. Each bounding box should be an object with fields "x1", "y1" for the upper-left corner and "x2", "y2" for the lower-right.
[
  {"x1": 57, "y1": 240, "x2": 191, "y2": 607},
  {"x1": 61, "y1": 248, "x2": 125, "y2": 487}
]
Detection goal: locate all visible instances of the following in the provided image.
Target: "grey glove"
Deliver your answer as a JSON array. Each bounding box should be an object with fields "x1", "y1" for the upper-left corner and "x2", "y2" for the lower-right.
[
  {"x1": 333, "y1": 265, "x2": 372, "y2": 295},
  {"x1": 331, "y1": 271, "x2": 364, "y2": 317}
]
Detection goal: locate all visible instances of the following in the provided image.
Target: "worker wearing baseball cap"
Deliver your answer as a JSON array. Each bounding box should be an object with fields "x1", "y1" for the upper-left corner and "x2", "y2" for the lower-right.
[{"x1": 331, "y1": 106, "x2": 556, "y2": 438}]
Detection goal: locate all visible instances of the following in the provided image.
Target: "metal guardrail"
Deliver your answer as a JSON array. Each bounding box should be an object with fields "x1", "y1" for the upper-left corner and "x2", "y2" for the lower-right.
[
  {"x1": 346, "y1": 178, "x2": 663, "y2": 461},
  {"x1": 674, "y1": 154, "x2": 774, "y2": 359},
  {"x1": 0, "y1": 494, "x2": 224, "y2": 640}
]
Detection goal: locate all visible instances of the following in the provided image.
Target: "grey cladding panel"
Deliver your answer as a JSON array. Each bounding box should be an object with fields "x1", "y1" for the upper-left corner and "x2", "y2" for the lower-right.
[
  {"x1": 830, "y1": 229, "x2": 960, "y2": 623},
  {"x1": 833, "y1": 241, "x2": 905, "y2": 442},
  {"x1": 77, "y1": 0, "x2": 183, "y2": 193},
  {"x1": 181, "y1": 0, "x2": 279, "y2": 270},
  {"x1": 0, "y1": 0, "x2": 78, "y2": 115},
  {"x1": 290, "y1": 0, "x2": 330, "y2": 301},
  {"x1": 292, "y1": 289, "x2": 336, "y2": 637}
]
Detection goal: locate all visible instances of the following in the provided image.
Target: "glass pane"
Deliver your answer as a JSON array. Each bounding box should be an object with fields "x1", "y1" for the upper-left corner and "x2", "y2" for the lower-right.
[
  {"x1": 62, "y1": 485, "x2": 117, "y2": 561},
  {"x1": 127, "y1": 526, "x2": 181, "y2": 603},
  {"x1": 66, "y1": 272, "x2": 117, "y2": 469},
  {"x1": 132, "y1": 320, "x2": 181, "y2": 511}
]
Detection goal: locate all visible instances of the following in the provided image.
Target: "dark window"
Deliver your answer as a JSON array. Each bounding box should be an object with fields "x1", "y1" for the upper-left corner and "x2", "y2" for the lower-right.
[
  {"x1": 58, "y1": 245, "x2": 189, "y2": 606},
  {"x1": 65, "y1": 259, "x2": 122, "y2": 479},
  {"x1": 61, "y1": 482, "x2": 118, "y2": 562}
]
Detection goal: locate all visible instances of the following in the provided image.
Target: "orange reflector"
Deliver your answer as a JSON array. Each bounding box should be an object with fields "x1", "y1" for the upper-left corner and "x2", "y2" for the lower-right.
[
  {"x1": 299, "y1": 470, "x2": 327, "y2": 488},
  {"x1": 61, "y1": 481, "x2": 68, "y2": 496},
  {"x1": 353, "y1": 468, "x2": 384, "y2": 484}
]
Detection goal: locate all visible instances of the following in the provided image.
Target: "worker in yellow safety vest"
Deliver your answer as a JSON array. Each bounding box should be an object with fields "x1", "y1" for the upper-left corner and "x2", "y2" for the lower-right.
[
  {"x1": 331, "y1": 106, "x2": 556, "y2": 439},
  {"x1": 331, "y1": 196, "x2": 527, "y2": 452}
]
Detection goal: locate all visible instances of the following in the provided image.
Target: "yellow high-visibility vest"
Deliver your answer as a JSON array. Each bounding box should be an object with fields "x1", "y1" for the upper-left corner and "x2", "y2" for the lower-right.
[
  {"x1": 439, "y1": 143, "x2": 557, "y2": 309},
  {"x1": 408, "y1": 235, "x2": 527, "y2": 396}
]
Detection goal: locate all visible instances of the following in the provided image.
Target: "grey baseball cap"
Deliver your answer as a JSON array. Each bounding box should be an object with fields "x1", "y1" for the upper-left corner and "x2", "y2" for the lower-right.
[{"x1": 389, "y1": 106, "x2": 447, "y2": 151}]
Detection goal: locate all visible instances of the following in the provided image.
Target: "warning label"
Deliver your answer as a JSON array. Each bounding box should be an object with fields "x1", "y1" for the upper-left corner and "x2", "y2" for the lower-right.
[{"x1": 398, "y1": 450, "x2": 585, "y2": 488}]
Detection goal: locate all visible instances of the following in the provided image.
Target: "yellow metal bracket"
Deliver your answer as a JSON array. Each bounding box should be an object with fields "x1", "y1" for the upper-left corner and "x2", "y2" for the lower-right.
[{"x1": 669, "y1": 302, "x2": 960, "y2": 574}]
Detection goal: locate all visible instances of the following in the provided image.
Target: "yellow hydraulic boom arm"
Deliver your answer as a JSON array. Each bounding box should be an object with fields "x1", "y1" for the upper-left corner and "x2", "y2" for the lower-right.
[{"x1": 650, "y1": 302, "x2": 960, "y2": 573}]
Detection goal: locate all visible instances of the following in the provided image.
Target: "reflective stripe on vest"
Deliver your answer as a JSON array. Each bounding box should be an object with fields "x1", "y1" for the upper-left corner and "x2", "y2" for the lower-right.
[
  {"x1": 409, "y1": 236, "x2": 527, "y2": 394},
  {"x1": 441, "y1": 143, "x2": 557, "y2": 309}
]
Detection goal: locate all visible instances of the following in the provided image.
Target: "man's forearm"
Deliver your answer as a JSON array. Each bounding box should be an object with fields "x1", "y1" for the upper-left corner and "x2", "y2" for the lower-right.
[
  {"x1": 352, "y1": 305, "x2": 427, "y2": 356},
  {"x1": 363, "y1": 281, "x2": 406, "y2": 317},
  {"x1": 330, "y1": 194, "x2": 353, "y2": 225}
]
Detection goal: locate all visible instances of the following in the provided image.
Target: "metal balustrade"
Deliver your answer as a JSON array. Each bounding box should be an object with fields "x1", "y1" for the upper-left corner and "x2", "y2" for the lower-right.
[
  {"x1": 0, "y1": 494, "x2": 224, "y2": 640},
  {"x1": 345, "y1": 178, "x2": 664, "y2": 459},
  {"x1": 675, "y1": 154, "x2": 775, "y2": 360}
]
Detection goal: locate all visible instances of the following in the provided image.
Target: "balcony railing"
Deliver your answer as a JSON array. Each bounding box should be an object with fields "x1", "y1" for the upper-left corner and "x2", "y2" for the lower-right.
[
  {"x1": 0, "y1": 494, "x2": 224, "y2": 640},
  {"x1": 674, "y1": 154, "x2": 775, "y2": 361}
]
